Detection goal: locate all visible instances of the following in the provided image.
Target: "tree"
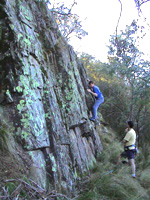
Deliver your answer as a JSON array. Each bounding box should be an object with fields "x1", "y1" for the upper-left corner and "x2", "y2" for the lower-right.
[
  {"x1": 108, "y1": 21, "x2": 150, "y2": 145},
  {"x1": 80, "y1": 53, "x2": 130, "y2": 135},
  {"x1": 134, "y1": 0, "x2": 150, "y2": 12},
  {"x1": 48, "y1": 0, "x2": 88, "y2": 41},
  {"x1": 80, "y1": 20, "x2": 150, "y2": 145}
]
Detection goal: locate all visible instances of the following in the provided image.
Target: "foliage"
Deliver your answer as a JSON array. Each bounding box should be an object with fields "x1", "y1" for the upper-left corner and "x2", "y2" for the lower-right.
[
  {"x1": 139, "y1": 169, "x2": 150, "y2": 189},
  {"x1": 80, "y1": 52, "x2": 129, "y2": 135},
  {"x1": 80, "y1": 20, "x2": 150, "y2": 145},
  {"x1": 134, "y1": 0, "x2": 150, "y2": 12},
  {"x1": 108, "y1": 20, "x2": 150, "y2": 144},
  {"x1": 48, "y1": 0, "x2": 88, "y2": 41},
  {"x1": 79, "y1": 19, "x2": 150, "y2": 199},
  {"x1": 79, "y1": 127, "x2": 150, "y2": 200}
]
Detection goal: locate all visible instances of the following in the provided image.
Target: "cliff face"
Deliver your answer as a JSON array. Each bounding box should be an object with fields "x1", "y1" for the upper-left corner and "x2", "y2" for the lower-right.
[{"x1": 0, "y1": 0, "x2": 102, "y2": 195}]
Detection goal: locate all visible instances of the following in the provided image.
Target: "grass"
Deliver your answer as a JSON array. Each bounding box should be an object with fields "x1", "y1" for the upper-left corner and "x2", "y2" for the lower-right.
[
  {"x1": 139, "y1": 169, "x2": 150, "y2": 189},
  {"x1": 78, "y1": 126, "x2": 150, "y2": 200}
]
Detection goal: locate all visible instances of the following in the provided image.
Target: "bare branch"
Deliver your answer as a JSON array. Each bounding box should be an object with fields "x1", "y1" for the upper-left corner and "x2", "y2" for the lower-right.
[
  {"x1": 139, "y1": 0, "x2": 150, "y2": 7},
  {"x1": 46, "y1": 191, "x2": 71, "y2": 200},
  {"x1": 116, "y1": 0, "x2": 122, "y2": 37},
  {"x1": 29, "y1": 179, "x2": 45, "y2": 192},
  {"x1": 68, "y1": 0, "x2": 77, "y2": 14},
  {"x1": 3, "y1": 178, "x2": 71, "y2": 200},
  {"x1": 11, "y1": 184, "x2": 22, "y2": 197},
  {"x1": 51, "y1": 10, "x2": 71, "y2": 16}
]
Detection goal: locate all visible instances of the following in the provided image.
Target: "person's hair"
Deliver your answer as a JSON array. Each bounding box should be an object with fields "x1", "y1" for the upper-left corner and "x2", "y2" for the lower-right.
[
  {"x1": 127, "y1": 121, "x2": 134, "y2": 128},
  {"x1": 89, "y1": 81, "x2": 94, "y2": 85}
]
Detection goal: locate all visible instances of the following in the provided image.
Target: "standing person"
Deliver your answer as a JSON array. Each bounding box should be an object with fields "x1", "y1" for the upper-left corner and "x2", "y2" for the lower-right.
[
  {"x1": 122, "y1": 121, "x2": 136, "y2": 178},
  {"x1": 87, "y1": 81, "x2": 104, "y2": 122}
]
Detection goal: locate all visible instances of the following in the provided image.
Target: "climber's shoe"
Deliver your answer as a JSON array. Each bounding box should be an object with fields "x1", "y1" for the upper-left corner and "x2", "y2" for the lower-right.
[
  {"x1": 122, "y1": 160, "x2": 128, "y2": 164},
  {"x1": 132, "y1": 174, "x2": 136, "y2": 178},
  {"x1": 89, "y1": 118, "x2": 95, "y2": 122}
]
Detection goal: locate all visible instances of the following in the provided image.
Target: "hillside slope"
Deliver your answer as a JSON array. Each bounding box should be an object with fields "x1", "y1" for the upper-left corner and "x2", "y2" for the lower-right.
[{"x1": 79, "y1": 127, "x2": 150, "y2": 200}]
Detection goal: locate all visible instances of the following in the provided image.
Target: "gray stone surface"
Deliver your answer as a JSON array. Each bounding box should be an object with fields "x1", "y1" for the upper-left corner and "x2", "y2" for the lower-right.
[{"x1": 0, "y1": 0, "x2": 103, "y2": 196}]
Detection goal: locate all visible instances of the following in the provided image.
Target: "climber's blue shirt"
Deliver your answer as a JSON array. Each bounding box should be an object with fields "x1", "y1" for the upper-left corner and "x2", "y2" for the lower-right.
[{"x1": 93, "y1": 86, "x2": 104, "y2": 100}]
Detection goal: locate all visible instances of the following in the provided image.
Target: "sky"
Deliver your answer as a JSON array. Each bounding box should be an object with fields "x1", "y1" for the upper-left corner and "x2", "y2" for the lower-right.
[{"x1": 50, "y1": 0, "x2": 150, "y2": 62}]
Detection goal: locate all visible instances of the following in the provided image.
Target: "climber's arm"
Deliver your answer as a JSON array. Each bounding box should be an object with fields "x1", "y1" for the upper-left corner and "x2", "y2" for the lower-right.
[{"x1": 87, "y1": 89, "x2": 98, "y2": 97}]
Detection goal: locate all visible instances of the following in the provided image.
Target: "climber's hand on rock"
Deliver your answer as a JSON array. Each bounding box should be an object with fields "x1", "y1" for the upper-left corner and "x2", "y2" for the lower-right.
[{"x1": 87, "y1": 89, "x2": 91, "y2": 93}]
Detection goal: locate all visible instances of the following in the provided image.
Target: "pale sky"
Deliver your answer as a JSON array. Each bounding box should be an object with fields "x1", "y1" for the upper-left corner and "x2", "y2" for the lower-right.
[{"x1": 50, "y1": 0, "x2": 150, "y2": 62}]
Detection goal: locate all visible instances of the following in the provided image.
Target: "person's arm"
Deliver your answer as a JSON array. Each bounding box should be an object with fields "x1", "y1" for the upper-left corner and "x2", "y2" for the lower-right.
[
  {"x1": 123, "y1": 139, "x2": 128, "y2": 146},
  {"x1": 123, "y1": 131, "x2": 131, "y2": 146},
  {"x1": 87, "y1": 89, "x2": 98, "y2": 97}
]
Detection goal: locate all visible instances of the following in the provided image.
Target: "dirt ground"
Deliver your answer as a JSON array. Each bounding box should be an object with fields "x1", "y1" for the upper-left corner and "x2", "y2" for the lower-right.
[{"x1": 0, "y1": 152, "x2": 20, "y2": 183}]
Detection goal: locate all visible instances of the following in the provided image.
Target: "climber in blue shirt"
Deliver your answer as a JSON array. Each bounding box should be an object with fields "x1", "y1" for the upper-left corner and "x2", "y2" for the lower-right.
[{"x1": 87, "y1": 81, "x2": 104, "y2": 122}]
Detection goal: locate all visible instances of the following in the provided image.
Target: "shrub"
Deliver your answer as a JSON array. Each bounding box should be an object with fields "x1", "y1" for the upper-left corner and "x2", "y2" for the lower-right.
[
  {"x1": 139, "y1": 169, "x2": 150, "y2": 189},
  {"x1": 78, "y1": 127, "x2": 150, "y2": 200}
]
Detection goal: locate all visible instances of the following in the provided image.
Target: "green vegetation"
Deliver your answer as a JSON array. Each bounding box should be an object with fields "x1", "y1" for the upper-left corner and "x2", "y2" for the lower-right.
[
  {"x1": 79, "y1": 20, "x2": 150, "y2": 199},
  {"x1": 80, "y1": 20, "x2": 150, "y2": 146},
  {"x1": 78, "y1": 128, "x2": 150, "y2": 200},
  {"x1": 49, "y1": 0, "x2": 88, "y2": 41},
  {"x1": 1, "y1": 0, "x2": 150, "y2": 199}
]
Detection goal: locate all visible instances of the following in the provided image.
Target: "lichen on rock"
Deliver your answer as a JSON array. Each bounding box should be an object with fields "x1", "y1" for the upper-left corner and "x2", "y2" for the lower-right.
[{"x1": 0, "y1": 0, "x2": 102, "y2": 196}]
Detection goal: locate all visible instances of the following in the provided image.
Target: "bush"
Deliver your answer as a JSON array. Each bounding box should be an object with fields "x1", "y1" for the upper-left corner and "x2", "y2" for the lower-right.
[
  {"x1": 139, "y1": 169, "x2": 150, "y2": 189},
  {"x1": 78, "y1": 127, "x2": 150, "y2": 200}
]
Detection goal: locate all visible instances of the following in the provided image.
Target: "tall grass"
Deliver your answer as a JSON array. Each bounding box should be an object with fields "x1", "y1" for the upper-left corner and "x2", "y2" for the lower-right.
[{"x1": 78, "y1": 127, "x2": 150, "y2": 200}]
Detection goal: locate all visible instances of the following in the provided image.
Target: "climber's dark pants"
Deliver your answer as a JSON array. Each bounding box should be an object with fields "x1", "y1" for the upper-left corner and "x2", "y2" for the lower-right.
[{"x1": 121, "y1": 150, "x2": 135, "y2": 160}]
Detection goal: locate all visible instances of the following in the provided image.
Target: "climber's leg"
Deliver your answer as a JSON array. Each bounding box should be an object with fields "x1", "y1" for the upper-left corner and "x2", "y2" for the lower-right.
[{"x1": 91, "y1": 98, "x2": 104, "y2": 120}]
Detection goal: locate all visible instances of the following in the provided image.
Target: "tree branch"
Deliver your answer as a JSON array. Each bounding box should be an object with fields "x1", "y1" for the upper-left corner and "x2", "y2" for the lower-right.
[
  {"x1": 51, "y1": 10, "x2": 71, "y2": 16},
  {"x1": 139, "y1": 0, "x2": 150, "y2": 6},
  {"x1": 116, "y1": 0, "x2": 122, "y2": 37},
  {"x1": 3, "y1": 178, "x2": 71, "y2": 199},
  {"x1": 68, "y1": 0, "x2": 77, "y2": 13}
]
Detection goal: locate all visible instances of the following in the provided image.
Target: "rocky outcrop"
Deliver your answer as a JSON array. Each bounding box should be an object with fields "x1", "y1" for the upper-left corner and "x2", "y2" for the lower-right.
[{"x1": 0, "y1": 0, "x2": 102, "y2": 196}]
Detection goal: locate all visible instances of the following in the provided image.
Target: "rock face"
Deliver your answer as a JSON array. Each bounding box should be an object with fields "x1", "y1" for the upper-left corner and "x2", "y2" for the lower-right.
[{"x1": 0, "y1": 0, "x2": 102, "y2": 195}]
